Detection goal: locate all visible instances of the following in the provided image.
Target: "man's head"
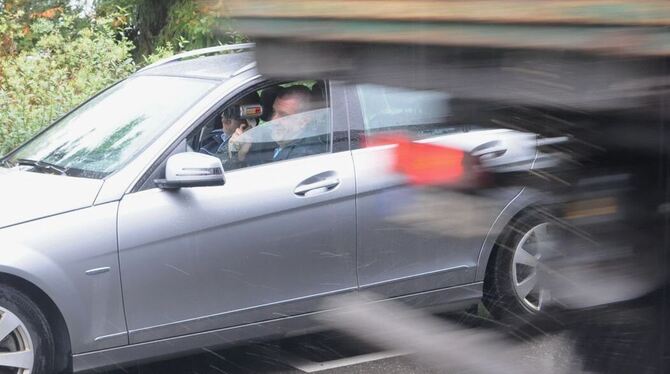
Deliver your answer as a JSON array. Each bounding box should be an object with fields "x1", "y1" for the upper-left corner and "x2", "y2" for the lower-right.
[
  {"x1": 221, "y1": 117, "x2": 243, "y2": 136},
  {"x1": 271, "y1": 85, "x2": 313, "y2": 146},
  {"x1": 271, "y1": 85, "x2": 312, "y2": 121}
]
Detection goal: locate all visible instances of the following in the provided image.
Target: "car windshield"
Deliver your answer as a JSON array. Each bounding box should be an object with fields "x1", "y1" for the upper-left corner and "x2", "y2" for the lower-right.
[{"x1": 4, "y1": 75, "x2": 218, "y2": 179}]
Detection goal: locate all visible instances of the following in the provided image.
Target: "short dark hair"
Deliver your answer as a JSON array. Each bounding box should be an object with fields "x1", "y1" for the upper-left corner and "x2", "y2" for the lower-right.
[{"x1": 276, "y1": 85, "x2": 312, "y2": 113}]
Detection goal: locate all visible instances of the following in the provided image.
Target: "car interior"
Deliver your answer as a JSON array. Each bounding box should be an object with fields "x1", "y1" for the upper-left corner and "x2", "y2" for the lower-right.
[{"x1": 188, "y1": 80, "x2": 331, "y2": 170}]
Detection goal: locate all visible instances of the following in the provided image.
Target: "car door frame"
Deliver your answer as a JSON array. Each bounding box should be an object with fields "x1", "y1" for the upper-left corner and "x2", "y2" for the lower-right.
[{"x1": 131, "y1": 77, "x2": 351, "y2": 193}]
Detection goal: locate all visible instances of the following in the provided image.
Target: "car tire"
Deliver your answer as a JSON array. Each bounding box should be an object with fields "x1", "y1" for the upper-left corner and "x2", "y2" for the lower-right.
[
  {"x1": 0, "y1": 285, "x2": 55, "y2": 374},
  {"x1": 483, "y1": 209, "x2": 555, "y2": 326}
]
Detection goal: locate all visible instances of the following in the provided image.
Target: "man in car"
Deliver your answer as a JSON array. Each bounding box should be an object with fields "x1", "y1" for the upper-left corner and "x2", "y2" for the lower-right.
[
  {"x1": 239, "y1": 85, "x2": 327, "y2": 165},
  {"x1": 200, "y1": 93, "x2": 260, "y2": 164}
]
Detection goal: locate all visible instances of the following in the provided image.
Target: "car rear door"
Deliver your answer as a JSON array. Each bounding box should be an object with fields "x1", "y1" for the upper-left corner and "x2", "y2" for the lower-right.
[
  {"x1": 116, "y1": 81, "x2": 357, "y2": 344},
  {"x1": 349, "y1": 83, "x2": 526, "y2": 297}
]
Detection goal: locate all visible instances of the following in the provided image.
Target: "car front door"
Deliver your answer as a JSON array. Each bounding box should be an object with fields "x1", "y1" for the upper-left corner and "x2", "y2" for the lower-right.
[{"x1": 116, "y1": 81, "x2": 357, "y2": 344}]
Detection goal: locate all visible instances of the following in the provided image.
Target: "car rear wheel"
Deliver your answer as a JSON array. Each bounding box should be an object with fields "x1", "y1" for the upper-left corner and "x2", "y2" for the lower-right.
[
  {"x1": 484, "y1": 210, "x2": 555, "y2": 324},
  {"x1": 0, "y1": 286, "x2": 55, "y2": 374}
]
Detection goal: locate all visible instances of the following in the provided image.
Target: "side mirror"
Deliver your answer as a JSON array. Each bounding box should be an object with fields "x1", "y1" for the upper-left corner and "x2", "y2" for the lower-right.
[{"x1": 154, "y1": 152, "x2": 225, "y2": 189}]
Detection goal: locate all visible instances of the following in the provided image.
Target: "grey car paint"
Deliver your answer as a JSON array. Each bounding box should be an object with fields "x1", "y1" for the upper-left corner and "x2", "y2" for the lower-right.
[
  {"x1": 346, "y1": 82, "x2": 537, "y2": 297},
  {"x1": 0, "y1": 59, "x2": 260, "y2": 358},
  {"x1": 0, "y1": 200, "x2": 127, "y2": 353},
  {"x1": 118, "y1": 151, "x2": 357, "y2": 343},
  {"x1": 0, "y1": 50, "x2": 542, "y2": 372},
  {"x1": 116, "y1": 80, "x2": 357, "y2": 344},
  {"x1": 73, "y1": 282, "x2": 483, "y2": 372},
  {"x1": 0, "y1": 167, "x2": 102, "y2": 229},
  {"x1": 352, "y1": 131, "x2": 530, "y2": 297}
]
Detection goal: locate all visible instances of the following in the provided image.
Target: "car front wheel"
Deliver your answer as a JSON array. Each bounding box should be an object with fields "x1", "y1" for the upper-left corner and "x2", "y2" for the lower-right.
[{"x1": 0, "y1": 286, "x2": 55, "y2": 374}]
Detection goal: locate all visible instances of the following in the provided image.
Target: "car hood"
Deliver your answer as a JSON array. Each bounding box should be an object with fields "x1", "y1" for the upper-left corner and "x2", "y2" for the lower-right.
[{"x1": 0, "y1": 167, "x2": 104, "y2": 229}]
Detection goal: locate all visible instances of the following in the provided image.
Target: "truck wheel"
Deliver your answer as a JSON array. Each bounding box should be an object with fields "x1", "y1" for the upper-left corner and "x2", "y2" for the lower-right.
[{"x1": 0, "y1": 286, "x2": 55, "y2": 374}]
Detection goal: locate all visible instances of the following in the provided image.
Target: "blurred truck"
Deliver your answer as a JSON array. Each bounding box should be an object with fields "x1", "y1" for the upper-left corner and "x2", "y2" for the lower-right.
[{"x1": 201, "y1": 1, "x2": 670, "y2": 372}]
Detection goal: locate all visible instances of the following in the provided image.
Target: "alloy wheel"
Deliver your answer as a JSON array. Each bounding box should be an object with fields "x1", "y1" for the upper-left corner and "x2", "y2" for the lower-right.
[
  {"x1": 512, "y1": 222, "x2": 550, "y2": 312},
  {"x1": 0, "y1": 307, "x2": 34, "y2": 374}
]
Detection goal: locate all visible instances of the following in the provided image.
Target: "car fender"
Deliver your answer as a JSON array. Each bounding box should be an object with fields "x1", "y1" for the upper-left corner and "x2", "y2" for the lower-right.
[
  {"x1": 0, "y1": 203, "x2": 128, "y2": 353},
  {"x1": 475, "y1": 187, "x2": 545, "y2": 282}
]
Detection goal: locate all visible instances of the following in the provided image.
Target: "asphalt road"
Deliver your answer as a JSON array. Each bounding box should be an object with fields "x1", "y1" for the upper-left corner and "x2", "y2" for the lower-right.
[{"x1": 102, "y1": 310, "x2": 576, "y2": 374}]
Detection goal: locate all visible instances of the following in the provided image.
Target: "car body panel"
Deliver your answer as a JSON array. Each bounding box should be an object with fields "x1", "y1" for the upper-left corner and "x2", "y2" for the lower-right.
[
  {"x1": 352, "y1": 130, "x2": 526, "y2": 296},
  {"x1": 475, "y1": 187, "x2": 546, "y2": 282},
  {"x1": 72, "y1": 282, "x2": 482, "y2": 373},
  {"x1": 0, "y1": 167, "x2": 102, "y2": 229},
  {"x1": 117, "y1": 151, "x2": 357, "y2": 343},
  {"x1": 0, "y1": 202, "x2": 127, "y2": 353}
]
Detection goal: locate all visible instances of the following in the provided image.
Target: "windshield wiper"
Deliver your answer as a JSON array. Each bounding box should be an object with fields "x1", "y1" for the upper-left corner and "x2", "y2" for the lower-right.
[
  {"x1": 0, "y1": 159, "x2": 14, "y2": 168},
  {"x1": 16, "y1": 158, "x2": 68, "y2": 175}
]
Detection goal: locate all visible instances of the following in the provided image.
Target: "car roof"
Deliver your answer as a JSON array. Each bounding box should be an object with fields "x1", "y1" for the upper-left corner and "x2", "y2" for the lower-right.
[{"x1": 135, "y1": 51, "x2": 256, "y2": 81}]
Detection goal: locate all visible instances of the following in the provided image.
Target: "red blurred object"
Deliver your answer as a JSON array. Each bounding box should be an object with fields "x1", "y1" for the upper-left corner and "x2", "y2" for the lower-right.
[
  {"x1": 361, "y1": 133, "x2": 411, "y2": 148},
  {"x1": 365, "y1": 133, "x2": 482, "y2": 187},
  {"x1": 395, "y1": 141, "x2": 466, "y2": 186}
]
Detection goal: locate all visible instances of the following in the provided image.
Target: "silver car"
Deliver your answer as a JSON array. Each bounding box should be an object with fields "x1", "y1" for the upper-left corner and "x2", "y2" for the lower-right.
[{"x1": 0, "y1": 44, "x2": 547, "y2": 373}]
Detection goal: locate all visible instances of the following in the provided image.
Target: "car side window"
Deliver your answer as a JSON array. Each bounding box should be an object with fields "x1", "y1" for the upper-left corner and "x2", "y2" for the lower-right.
[
  {"x1": 188, "y1": 80, "x2": 332, "y2": 171},
  {"x1": 354, "y1": 84, "x2": 461, "y2": 146}
]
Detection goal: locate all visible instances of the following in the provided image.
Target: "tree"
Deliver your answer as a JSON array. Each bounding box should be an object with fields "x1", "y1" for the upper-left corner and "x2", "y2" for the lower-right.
[
  {"x1": 134, "y1": 0, "x2": 178, "y2": 54},
  {"x1": 95, "y1": 0, "x2": 244, "y2": 56}
]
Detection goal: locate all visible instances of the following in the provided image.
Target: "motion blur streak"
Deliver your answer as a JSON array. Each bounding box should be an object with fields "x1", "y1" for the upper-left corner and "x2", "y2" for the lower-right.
[
  {"x1": 210, "y1": 1, "x2": 670, "y2": 372},
  {"x1": 319, "y1": 292, "x2": 554, "y2": 374}
]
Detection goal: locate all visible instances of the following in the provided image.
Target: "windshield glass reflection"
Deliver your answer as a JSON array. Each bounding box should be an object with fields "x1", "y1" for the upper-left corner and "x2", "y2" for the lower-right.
[{"x1": 8, "y1": 76, "x2": 217, "y2": 179}]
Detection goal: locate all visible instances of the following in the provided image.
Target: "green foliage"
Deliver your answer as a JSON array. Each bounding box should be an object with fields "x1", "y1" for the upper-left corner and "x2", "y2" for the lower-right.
[
  {"x1": 140, "y1": 41, "x2": 175, "y2": 65},
  {"x1": 0, "y1": 0, "x2": 245, "y2": 156},
  {"x1": 97, "y1": 0, "x2": 246, "y2": 56},
  {"x1": 1, "y1": 0, "x2": 69, "y2": 15},
  {"x1": 94, "y1": 0, "x2": 137, "y2": 18},
  {"x1": 0, "y1": 9, "x2": 28, "y2": 56},
  {"x1": 157, "y1": 0, "x2": 216, "y2": 51},
  {"x1": 0, "y1": 10, "x2": 136, "y2": 155}
]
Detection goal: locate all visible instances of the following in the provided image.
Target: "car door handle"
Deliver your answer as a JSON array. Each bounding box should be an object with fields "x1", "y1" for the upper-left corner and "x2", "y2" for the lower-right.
[
  {"x1": 471, "y1": 140, "x2": 507, "y2": 161},
  {"x1": 294, "y1": 178, "x2": 340, "y2": 196}
]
